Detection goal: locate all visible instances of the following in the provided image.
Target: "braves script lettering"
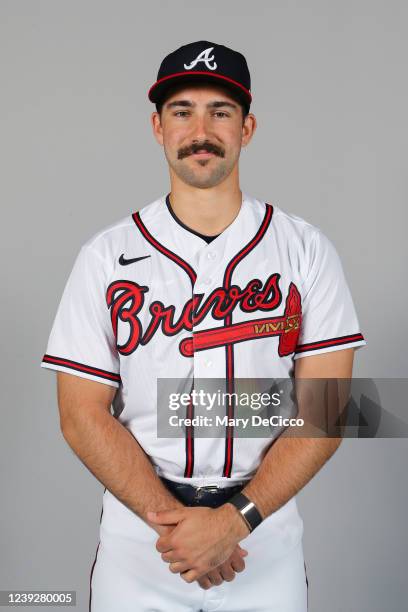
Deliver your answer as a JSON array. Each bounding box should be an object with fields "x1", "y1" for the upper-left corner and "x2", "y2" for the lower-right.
[{"x1": 106, "y1": 273, "x2": 302, "y2": 357}]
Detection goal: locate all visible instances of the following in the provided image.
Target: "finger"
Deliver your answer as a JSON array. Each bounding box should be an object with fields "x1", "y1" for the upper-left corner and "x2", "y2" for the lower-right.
[
  {"x1": 155, "y1": 537, "x2": 173, "y2": 554},
  {"x1": 197, "y1": 576, "x2": 213, "y2": 590},
  {"x1": 181, "y1": 569, "x2": 198, "y2": 584},
  {"x1": 219, "y1": 564, "x2": 236, "y2": 582},
  {"x1": 206, "y1": 570, "x2": 224, "y2": 587},
  {"x1": 236, "y1": 544, "x2": 249, "y2": 557},
  {"x1": 158, "y1": 526, "x2": 173, "y2": 535},
  {"x1": 147, "y1": 510, "x2": 184, "y2": 525},
  {"x1": 152, "y1": 524, "x2": 173, "y2": 537},
  {"x1": 169, "y1": 561, "x2": 190, "y2": 574},
  {"x1": 229, "y1": 552, "x2": 246, "y2": 573},
  {"x1": 230, "y1": 558, "x2": 245, "y2": 572},
  {"x1": 161, "y1": 551, "x2": 182, "y2": 563}
]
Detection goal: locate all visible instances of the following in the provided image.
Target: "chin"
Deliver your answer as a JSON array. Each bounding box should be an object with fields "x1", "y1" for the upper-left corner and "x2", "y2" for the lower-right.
[{"x1": 172, "y1": 159, "x2": 232, "y2": 188}]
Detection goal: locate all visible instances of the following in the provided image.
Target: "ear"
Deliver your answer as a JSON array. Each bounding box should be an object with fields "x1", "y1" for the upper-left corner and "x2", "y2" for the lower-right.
[
  {"x1": 241, "y1": 113, "x2": 257, "y2": 148},
  {"x1": 151, "y1": 111, "x2": 164, "y2": 146}
]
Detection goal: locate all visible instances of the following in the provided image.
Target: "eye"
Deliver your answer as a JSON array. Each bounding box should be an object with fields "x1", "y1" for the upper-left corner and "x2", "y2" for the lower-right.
[
  {"x1": 174, "y1": 110, "x2": 190, "y2": 117},
  {"x1": 214, "y1": 111, "x2": 229, "y2": 118}
]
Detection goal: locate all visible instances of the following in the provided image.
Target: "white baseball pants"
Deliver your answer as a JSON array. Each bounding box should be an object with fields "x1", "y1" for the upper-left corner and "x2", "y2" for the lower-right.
[{"x1": 89, "y1": 493, "x2": 308, "y2": 612}]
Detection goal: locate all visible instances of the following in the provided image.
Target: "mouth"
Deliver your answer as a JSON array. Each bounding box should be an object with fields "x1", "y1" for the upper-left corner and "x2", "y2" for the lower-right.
[{"x1": 191, "y1": 150, "x2": 216, "y2": 158}]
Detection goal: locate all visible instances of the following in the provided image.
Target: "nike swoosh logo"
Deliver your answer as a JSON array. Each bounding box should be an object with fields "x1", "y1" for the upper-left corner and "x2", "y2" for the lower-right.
[{"x1": 119, "y1": 254, "x2": 151, "y2": 266}]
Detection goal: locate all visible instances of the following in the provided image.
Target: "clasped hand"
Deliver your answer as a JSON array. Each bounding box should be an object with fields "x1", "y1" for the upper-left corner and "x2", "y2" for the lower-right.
[{"x1": 147, "y1": 505, "x2": 249, "y2": 589}]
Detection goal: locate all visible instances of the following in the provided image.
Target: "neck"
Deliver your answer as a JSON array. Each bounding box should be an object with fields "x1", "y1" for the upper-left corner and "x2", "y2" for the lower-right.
[{"x1": 168, "y1": 171, "x2": 243, "y2": 236}]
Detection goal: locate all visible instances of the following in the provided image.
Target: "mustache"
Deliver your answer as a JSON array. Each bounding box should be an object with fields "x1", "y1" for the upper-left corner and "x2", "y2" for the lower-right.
[{"x1": 178, "y1": 142, "x2": 225, "y2": 160}]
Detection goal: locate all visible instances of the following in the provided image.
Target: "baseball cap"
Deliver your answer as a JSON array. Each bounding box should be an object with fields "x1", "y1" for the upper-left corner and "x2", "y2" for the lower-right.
[{"x1": 148, "y1": 41, "x2": 252, "y2": 113}]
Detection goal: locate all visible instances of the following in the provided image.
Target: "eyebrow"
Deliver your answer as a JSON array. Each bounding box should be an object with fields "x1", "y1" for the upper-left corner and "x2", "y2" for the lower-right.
[{"x1": 165, "y1": 100, "x2": 238, "y2": 111}]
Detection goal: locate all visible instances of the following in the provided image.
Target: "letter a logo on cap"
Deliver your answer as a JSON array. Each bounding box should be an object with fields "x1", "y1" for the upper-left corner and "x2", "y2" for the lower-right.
[{"x1": 184, "y1": 47, "x2": 217, "y2": 71}]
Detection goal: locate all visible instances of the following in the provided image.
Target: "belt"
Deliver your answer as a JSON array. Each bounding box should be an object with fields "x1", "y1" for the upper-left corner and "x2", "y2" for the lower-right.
[{"x1": 160, "y1": 477, "x2": 245, "y2": 508}]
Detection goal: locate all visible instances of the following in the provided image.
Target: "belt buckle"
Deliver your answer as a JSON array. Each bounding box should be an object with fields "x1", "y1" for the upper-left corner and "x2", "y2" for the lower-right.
[{"x1": 194, "y1": 483, "x2": 220, "y2": 501}]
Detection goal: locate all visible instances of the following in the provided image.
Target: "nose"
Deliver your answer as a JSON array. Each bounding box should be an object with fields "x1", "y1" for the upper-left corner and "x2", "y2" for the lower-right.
[{"x1": 189, "y1": 113, "x2": 212, "y2": 142}]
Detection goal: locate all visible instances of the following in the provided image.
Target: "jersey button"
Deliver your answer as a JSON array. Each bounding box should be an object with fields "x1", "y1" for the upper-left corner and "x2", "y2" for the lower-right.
[
  {"x1": 206, "y1": 251, "x2": 217, "y2": 260},
  {"x1": 205, "y1": 359, "x2": 212, "y2": 367},
  {"x1": 203, "y1": 277, "x2": 212, "y2": 285}
]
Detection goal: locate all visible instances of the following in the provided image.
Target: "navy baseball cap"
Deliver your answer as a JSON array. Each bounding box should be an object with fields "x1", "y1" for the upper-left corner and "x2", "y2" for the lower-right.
[{"x1": 148, "y1": 41, "x2": 252, "y2": 113}]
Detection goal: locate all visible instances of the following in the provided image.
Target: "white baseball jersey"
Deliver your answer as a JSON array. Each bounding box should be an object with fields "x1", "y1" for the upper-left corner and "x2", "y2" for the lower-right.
[{"x1": 41, "y1": 192, "x2": 366, "y2": 586}]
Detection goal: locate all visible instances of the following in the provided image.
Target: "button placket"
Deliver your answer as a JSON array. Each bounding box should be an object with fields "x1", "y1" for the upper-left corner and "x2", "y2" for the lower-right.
[{"x1": 192, "y1": 245, "x2": 223, "y2": 377}]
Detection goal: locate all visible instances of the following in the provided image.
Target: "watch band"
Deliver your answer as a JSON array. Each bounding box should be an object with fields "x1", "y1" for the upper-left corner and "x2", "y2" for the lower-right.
[{"x1": 228, "y1": 492, "x2": 263, "y2": 532}]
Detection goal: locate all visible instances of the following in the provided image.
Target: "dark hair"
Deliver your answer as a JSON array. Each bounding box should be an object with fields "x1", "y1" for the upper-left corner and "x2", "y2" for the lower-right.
[{"x1": 155, "y1": 80, "x2": 249, "y2": 123}]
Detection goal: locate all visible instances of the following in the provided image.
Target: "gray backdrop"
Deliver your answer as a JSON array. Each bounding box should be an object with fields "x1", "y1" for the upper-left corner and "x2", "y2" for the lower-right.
[{"x1": 1, "y1": 1, "x2": 407, "y2": 610}]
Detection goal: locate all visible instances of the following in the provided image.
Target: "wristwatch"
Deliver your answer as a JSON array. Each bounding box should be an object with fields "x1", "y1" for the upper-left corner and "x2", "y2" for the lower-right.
[{"x1": 228, "y1": 492, "x2": 263, "y2": 532}]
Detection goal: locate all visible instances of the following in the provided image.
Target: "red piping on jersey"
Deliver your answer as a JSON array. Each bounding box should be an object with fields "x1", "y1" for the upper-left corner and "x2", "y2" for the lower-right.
[
  {"x1": 185, "y1": 391, "x2": 194, "y2": 478},
  {"x1": 132, "y1": 210, "x2": 196, "y2": 478},
  {"x1": 295, "y1": 333, "x2": 365, "y2": 354},
  {"x1": 222, "y1": 203, "x2": 274, "y2": 478},
  {"x1": 132, "y1": 211, "x2": 197, "y2": 284},
  {"x1": 42, "y1": 354, "x2": 121, "y2": 383}
]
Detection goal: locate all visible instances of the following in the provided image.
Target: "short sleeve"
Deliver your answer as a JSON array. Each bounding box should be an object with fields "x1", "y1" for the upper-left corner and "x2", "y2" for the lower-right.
[
  {"x1": 294, "y1": 230, "x2": 367, "y2": 359},
  {"x1": 41, "y1": 245, "x2": 121, "y2": 387}
]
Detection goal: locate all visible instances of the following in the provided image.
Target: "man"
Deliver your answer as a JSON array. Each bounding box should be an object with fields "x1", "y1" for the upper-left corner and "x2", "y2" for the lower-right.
[{"x1": 41, "y1": 41, "x2": 367, "y2": 611}]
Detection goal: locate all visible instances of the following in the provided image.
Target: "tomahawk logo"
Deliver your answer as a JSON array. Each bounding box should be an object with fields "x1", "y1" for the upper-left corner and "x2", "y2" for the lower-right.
[{"x1": 184, "y1": 47, "x2": 217, "y2": 71}]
